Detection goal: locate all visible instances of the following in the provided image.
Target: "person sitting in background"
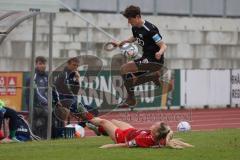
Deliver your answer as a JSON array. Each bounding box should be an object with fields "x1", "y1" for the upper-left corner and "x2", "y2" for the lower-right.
[
  {"x1": 0, "y1": 100, "x2": 6, "y2": 141},
  {"x1": 0, "y1": 100, "x2": 21, "y2": 142},
  {"x1": 53, "y1": 57, "x2": 81, "y2": 114},
  {"x1": 0, "y1": 100, "x2": 40, "y2": 143},
  {"x1": 52, "y1": 57, "x2": 81, "y2": 131},
  {"x1": 52, "y1": 57, "x2": 100, "y2": 132}
]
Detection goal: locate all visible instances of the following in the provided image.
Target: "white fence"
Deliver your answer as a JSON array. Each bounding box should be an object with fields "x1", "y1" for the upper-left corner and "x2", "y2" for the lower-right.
[{"x1": 180, "y1": 69, "x2": 240, "y2": 108}]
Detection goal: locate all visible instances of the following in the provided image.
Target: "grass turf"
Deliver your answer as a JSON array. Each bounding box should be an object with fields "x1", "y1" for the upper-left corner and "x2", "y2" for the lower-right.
[{"x1": 0, "y1": 129, "x2": 239, "y2": 160}]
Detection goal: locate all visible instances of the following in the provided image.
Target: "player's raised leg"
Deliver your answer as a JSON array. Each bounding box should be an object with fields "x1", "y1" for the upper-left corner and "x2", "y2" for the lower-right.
[
  {"x1": 119, "y1": 61, "x2": 138, "y2": 107},
  {"x1": 89, "y1": 117, "x2": 118, "y2": 142},
  {"x1": 111, "y1": 119, "x2": 134, "y2": 130}
]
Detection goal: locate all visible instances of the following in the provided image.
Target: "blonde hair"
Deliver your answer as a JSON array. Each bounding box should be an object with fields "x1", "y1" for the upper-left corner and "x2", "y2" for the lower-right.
[
  {"x1": 155, "y1": 123, "x2": 194, "y2": 149},
  {"x1": 166, "y1": 131, "x2": 194, "y2": 149},
  {"x1": 155, "y1": 122, "x2": 171, "y2": 141}
]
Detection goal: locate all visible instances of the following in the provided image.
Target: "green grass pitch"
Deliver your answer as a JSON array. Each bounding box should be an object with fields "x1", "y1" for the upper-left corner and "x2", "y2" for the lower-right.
[{"x1": 0, "y1": 129, "x2": 239, "y2": 160}]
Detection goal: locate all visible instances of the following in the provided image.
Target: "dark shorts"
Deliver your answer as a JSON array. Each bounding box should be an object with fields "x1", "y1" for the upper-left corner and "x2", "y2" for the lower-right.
[
  {"x1": 134, "y1": 57, "x2": 164, "y2": 70},
  {"x1": 133, "y1": 57, "x2": 164, "y2": 76}
]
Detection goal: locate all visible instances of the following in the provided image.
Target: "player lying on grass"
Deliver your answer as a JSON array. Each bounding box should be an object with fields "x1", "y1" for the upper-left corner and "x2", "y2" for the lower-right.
[{"x1": 78, "y1": 107, "x2": 193, "y2": 149}]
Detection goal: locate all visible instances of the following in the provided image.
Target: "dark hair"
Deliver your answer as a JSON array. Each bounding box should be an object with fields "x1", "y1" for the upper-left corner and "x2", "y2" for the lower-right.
[
  {"x1": 67, "y1": 57, "x2": 80, "y2": 64},
  {"x1": 35, "y1": 56, "x2": 47, "y2": 64},
  {"x1": 122, "y1": 5, "x2": 141, "y2": 18}
]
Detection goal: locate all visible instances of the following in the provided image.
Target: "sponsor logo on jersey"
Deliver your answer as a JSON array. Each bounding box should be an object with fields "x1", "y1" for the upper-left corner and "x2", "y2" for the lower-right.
[{"x1": 136, "y1": 38, "x2": 144, "y2": 47}]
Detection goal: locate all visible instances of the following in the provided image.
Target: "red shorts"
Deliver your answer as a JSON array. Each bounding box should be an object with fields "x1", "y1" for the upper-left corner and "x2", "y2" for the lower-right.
[{"x1": 115, "y1": 128, "x2": 136, "y2": 143}]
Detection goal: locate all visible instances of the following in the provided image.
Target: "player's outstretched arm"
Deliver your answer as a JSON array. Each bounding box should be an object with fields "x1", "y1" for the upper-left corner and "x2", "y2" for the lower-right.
[
  {"x1": 104, "y1": 37, "x2": 137, "y2": 52},
  {"x1": 99, "y1": 143, "x2": 128, "y2": 149},
  {"x1": 165, "y1": 130, "x2": 194, "y2": 149},
  {"x1": 117, "y1": 36, "x2": 136, "y2": 46}
]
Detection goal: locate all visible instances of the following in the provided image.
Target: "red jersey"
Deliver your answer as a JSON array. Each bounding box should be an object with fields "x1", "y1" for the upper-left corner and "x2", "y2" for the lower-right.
[{"x1": 115, "y1": 128, "x2": 166, "y2": 148}]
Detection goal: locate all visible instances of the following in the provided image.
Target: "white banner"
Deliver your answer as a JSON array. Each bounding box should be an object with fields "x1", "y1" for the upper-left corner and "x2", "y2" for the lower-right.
[
  {"x1": 181, "y1": 70, "x2": 230, "y2": 107},
  {"x1": 231, "y1": 70, "x2": 240, "y2": 105}
]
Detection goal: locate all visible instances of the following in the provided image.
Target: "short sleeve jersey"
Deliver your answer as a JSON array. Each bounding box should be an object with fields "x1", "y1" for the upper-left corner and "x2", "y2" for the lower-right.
[
  {"x1": 132, "y1": 20, "x2": 163, "y2": 60},
  {"x1": 126, "y1": 129, "x2": 166, "y2": 148}
]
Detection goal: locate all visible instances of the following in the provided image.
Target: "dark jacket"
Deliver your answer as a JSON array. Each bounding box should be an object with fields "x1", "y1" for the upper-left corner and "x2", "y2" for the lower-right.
[
  {"x1": 53, "y1": 67, "x2": 80, "y2": 112},
  {"x1": 26, "y1": 69, "x2": 48, "y2": 108}
]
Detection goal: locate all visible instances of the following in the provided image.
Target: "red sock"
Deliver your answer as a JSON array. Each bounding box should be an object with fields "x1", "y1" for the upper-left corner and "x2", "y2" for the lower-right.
[
  {"x1": 86, "y1": 112, "x2": 94, "y2": 120},
  {"x1": 0, "y1": 130, "x2": 4, "y2": 139},
  {"x1": 98, "y1": 126, "x2": 106, "y2": 134}
]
